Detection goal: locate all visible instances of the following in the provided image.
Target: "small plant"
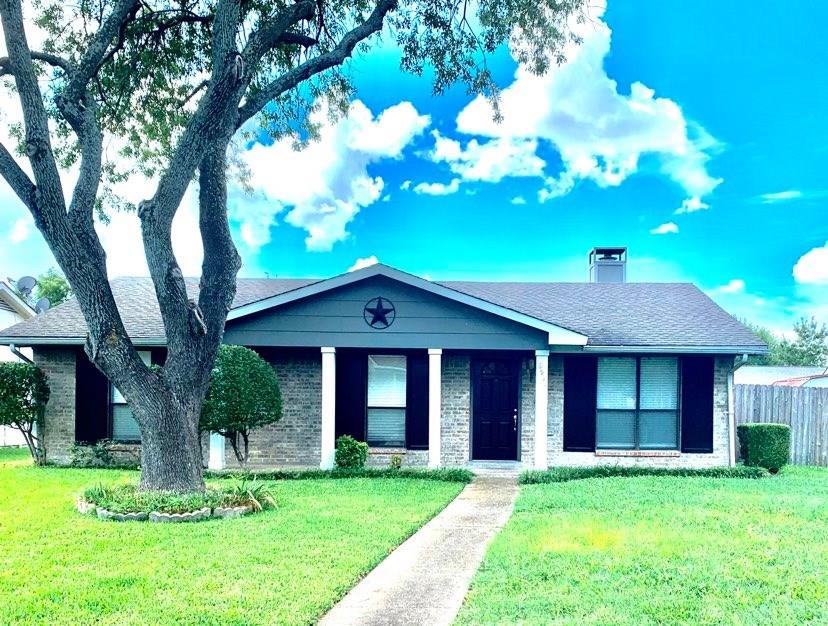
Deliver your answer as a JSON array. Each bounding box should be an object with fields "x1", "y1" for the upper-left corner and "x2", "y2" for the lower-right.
[
  {"x1": 335, "y1": 435, "x2": 368, "y2": 469},
  {"x1": 389, "y1": 454, "x2": 403, "y2": 471},
  {"x1": 0, "y1": 362, "x2": 49, "y2": 465},
  {"x1": 737, "y1": 423, "x2": 791, "y2": 473}
]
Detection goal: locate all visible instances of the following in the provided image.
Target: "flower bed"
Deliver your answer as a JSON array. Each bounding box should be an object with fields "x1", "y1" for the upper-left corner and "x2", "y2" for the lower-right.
[{"x1": 78, "y1": 480, "x2": 274, "y2": 523}]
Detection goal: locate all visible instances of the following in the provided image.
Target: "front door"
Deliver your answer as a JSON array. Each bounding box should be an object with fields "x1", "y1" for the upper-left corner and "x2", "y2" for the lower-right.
[{"x1": 472, "y1": 357, "x2": 519, "y2": 460}]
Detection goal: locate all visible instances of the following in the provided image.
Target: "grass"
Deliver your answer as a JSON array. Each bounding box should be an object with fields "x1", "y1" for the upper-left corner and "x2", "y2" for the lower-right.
[
  {"x1": 457, "y1": 466, "x2": 828, "y2": 625},
  {"x1": 0, "y1": 448, "x2": 463, "y2": 625}
]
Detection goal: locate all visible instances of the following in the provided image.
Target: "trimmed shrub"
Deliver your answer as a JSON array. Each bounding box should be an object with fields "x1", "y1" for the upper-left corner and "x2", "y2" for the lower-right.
[
  {"x1": 205, "y1": 467, "x2": 474, "y2": 483},
  {"x1": 737, "y1": 423, "x2": 791, "y2": 473},
  {"x1": 200, "y1": 345, "x2": 283, "y2": 467},
  {"x1": 520, "y1": 465, "x2": 768, "y2": 484},
  {"x1": 335, "y1": 435, "x2": 368, "y2": 469},
  {"x1": 69, "y1": 440, "x2": 139, "y2": 469}
]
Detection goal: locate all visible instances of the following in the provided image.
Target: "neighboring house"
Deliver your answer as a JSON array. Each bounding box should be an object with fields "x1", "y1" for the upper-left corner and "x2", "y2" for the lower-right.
[
  {"x1": 0, "y1": 281, "x2": 35, "y2": 447},
  {"x1": 0, "y1": 249, "x2": 767, "y2": 469},
  {"x1": 735, "y1": 365, "x2": 828, "y2": 388}
]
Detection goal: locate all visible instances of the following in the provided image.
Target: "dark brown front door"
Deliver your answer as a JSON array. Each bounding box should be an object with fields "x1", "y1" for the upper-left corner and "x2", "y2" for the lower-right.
[{"x1": 472, "y1": 357, "x2": 519, "y2": 461}]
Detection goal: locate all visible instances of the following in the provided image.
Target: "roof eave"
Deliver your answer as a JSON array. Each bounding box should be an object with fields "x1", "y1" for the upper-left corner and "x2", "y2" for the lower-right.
[
  {"x1": 580, "y1": 344, "x2": 769, "y2": 355},
  {"x1": 0, "y1": 283, "x2": 35, "y2": 319},
  {"x1": 0, "y1": 336, "x2": 167, "y2": 347}
]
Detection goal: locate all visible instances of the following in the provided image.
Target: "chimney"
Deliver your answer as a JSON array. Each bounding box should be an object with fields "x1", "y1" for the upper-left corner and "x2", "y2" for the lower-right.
[{"x1": 589, "y1": 247, "x2": 627, "y2": 283}]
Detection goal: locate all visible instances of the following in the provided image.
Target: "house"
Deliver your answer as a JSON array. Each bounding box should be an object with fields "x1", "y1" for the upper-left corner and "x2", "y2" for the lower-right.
[
  {"x1": 0, "y1": 280, "x2": 35, "y2": 447},
  {"x1": 0, "y1": 249, "x2": 767, "y2": 469},
  {"x1": 734, "y1": 365, "x2": 828, "y2": 388}
]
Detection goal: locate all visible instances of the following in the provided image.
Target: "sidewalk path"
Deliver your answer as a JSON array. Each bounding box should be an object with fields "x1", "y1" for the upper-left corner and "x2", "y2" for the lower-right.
[{"x1": 318, "y1": 471, "x2": 519, "y2": 626}]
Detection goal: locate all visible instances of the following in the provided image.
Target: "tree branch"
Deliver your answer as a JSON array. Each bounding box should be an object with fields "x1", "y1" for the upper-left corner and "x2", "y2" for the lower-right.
[
  {"x1": 0, "y1": 50, "x2": 73, "y2": 77},
  {"x1": 241, "y1": 1, "x2": 316, "y2": 66},
  {"x1": 0, "y1": 141, "x2": 36, "y2": 212},
  {"x1": 237, "y1": 0, "x2": 396, "y2": 128},
  {"x1": 62, "y1": 0, "x2": 141, "y2": 106}
]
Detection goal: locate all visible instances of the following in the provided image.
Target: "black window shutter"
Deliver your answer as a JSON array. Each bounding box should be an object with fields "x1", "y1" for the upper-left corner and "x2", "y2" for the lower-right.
[
  {"x1": 150, "y1": 348, "x2": 167, "y2": 367},
  {"x1": 335, "y1": 351, "x2": 367, "y2": 442},
  {"x1": 563, "y1": 356, "x2": 597, "y2": 452},
  {"x1": 406, "y1": 352, "x2": 429, "y2": 449},
  {"x1": 74, "y1": 349, "x2": 110, "y2": 443},
  {"x1": 681, "y1": 356, "x2": 714, "y2": 453}
]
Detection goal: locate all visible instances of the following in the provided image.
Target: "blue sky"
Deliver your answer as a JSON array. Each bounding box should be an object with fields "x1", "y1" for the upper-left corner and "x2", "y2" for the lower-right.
[{"x1": 1, "y1": 0, "x2": 826, "y2": 335}]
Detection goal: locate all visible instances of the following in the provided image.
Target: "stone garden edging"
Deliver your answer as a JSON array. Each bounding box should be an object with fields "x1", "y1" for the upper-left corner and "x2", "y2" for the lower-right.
[{"x1": 77, "y1": 499, "x2": 255, "y2": 523}]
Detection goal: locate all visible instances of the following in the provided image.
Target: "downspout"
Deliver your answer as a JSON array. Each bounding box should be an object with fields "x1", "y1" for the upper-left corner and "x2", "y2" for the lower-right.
[{"x1": 9, "y1": 343, "x2": 33, "y2": 364}]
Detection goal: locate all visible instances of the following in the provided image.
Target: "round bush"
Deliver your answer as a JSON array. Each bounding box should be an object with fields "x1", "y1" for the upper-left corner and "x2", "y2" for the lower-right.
[
  {"x1": 335, "y1": 435, "x2": 368, "y2": 469},
  {"x1": 737, "y1": 423, "x2": 791, "y2": 473}
]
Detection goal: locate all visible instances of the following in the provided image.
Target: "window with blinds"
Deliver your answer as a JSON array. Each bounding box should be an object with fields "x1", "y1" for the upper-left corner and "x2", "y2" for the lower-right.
[
  {"x1": 110, "y1": 351, "x2": 150, "y2": 442},
  {"x1": 596, "y1": 356, "x2": 679, "y2": 450},
  {"x1": 367, "y1": 355, "x2": 406, "y2": 447}
]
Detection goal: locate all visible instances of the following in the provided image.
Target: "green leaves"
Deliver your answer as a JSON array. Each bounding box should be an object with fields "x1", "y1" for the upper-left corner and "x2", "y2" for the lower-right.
[
  {"x1": 0, "y1": 362, "x2": 50, "y2": 430},
  {"x1": 200, "y1": 344, "x2": 282, "y2": 441}
]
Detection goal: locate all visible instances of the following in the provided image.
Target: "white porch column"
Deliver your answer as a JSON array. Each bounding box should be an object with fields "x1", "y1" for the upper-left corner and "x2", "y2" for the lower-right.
[
  {"x1": 534, "y1": 350, "x2": 550, "y2": 469},
  {"x1": 208, "y1": 432, "x2": 225, "y2": 470},
  {"x1": 428, "y1": 349, "x2": 443, "y2": 468},
  {"x1": 320, "y1": 347, "x2": 336, "y2": 469}
]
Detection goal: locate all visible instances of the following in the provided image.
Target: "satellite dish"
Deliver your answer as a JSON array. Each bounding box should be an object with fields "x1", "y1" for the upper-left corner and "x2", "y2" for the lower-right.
[
  {"x1": 35, "y1": 297, "x2": 51, "y2": 314},
  {"x1": 16, "y1": 275, "x2": 37, "y2": 296}
]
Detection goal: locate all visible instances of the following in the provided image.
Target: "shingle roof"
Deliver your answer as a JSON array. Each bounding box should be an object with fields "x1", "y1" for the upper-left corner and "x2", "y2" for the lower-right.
[{"x1": 0, "y1": 274, "x2": 766, "y2": 351}]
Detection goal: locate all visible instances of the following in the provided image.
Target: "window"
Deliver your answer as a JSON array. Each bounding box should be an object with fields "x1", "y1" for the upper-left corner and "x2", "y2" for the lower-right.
[
  {"x1": 596, "y1": 357, "x2": 678, "y2": 450},
  {"x1": 110, "y1": 351, "x2": 151, "y2": 442},
  {"x1": 367, "y1": 355, "x2": 406, "y2": 447}
]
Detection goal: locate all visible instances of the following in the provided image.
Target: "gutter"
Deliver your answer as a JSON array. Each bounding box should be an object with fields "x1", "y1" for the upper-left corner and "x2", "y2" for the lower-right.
[{"x1": 9, "y1": 343, "x2": 33, "y2": 364}]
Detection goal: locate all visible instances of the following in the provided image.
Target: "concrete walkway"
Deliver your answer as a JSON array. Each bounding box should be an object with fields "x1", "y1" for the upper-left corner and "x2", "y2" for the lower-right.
[{"x1": 318, "y1": 471, "x2": 519, "y2": 626}]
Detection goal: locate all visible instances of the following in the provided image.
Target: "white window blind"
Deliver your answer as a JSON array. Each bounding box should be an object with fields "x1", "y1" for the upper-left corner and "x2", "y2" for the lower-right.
[
  {"x1": 111, "y1": 351, "x2": 150, "y2": 442},
  {"x1": 367, "y1": 355, "x2": 406, "y2": 446},
  {"x1": 640, "y1": 358, "x2": 678, "y2": 409},
  {"x1": 597, "y1": 358, "x2": 636, "y2": 410}
]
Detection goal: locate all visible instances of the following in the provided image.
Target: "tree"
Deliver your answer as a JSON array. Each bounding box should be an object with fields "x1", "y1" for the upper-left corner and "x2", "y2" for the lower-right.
[
  {"x1": 200, "y1": 345, "x2": 282, "y2": 466},
  {"x1": 745, "y1": 317, "x2": 828, "y2": 367},
  {"x1": 0, "y1": 0, "x2": 586, "y2": 492},
  {"x1": 35, "y1": 268, "x2": 72, "y2": 307},
  {"x1": 0, "y1": 362, "x2": 50, "y2": 464}
]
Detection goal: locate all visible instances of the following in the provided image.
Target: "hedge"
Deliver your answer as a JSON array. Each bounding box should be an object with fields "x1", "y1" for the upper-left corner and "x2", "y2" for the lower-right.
[
  {"x1": 520, "y1": 465, "x2": 768, "y2": 484},
  {"x1": 205, "y1": 467, "x2": 474, "y2": 483},
  {"x1": 737, "y1": 423, "x2": 791, "y2": 473}
]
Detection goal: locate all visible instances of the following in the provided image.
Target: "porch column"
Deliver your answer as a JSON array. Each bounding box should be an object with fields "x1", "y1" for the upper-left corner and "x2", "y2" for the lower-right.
[
  {"x1": 320, "y1": 347, "x2": 336, "y2": 469},
  {"x1": 534, "y1": 350, "x2": 550, "y2": 469},
  {"x1": 428, "y1": 349, "x2": 443, "y2": 468},
  {"x1": 208, "y1": 432, "x2": 225, "y2": 471}
]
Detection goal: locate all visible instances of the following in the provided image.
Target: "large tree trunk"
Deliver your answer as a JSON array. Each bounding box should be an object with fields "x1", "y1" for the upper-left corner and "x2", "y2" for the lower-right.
[{"x1": 132, "y1": 388, "x2": 206, "y2": 493}]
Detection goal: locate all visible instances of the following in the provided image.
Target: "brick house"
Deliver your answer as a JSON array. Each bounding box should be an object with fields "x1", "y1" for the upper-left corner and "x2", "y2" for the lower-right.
[{"x1": 0, "y1": 250, "x2": 766, "y2": 470}]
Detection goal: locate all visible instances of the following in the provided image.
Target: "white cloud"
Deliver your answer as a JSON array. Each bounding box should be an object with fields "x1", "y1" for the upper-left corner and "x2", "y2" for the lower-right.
[
  {"x1": 348, "y1": 255, "x2": 379, "y2": 272},
  {"x1": 760, "y1": 190, "x2": 802, "y2": 203},
  {"x1": 8, "y1": 217, "x2": 31, "y2": 244},
  {"x1": 793, "y1": 241, "x2": 828, "y2": 285},
  {"x1": 429, "y1": 131, "x2": 544, "y2": 183},
  {"x1": 239, "y1": 100, "x2": 429, "y2": 252},
  {"x1": 413, "y1": 178, "x2": 461, "y2": 196},
  {"x1": 650, "y1": 222, "x2": 679, "y2": 235},
  {"x1": 675, "y1": 196, "x2": 710, "y2": 214},
  {"x1": 713, "y1": 278, "x2": 746, "y2": 294},
  {"x1": 454, "y1": 1, "x2": 721, "y2": 208},
  {"x1": 510, "y1": 195, "x2": 527, "y2": 205},
  {"x1": 400, "y1": 180, "x2": 412, "y2": 190}
]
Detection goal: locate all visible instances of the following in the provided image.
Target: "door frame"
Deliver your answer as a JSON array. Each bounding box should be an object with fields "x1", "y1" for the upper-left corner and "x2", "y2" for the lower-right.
[{"x1": 469, "y1": 353, "x2": 522, "y2": 461}]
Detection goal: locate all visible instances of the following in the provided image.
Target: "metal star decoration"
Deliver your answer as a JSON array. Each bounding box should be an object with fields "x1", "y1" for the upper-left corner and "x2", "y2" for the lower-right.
[{"x1": 364, "y1": 297, "x2": 396, "y2": 329}]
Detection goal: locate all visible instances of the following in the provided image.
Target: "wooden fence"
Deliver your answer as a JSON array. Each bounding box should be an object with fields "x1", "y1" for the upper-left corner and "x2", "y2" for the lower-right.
[{"x1": 734, "y1": 384, "x2": 828, "y2": 466}]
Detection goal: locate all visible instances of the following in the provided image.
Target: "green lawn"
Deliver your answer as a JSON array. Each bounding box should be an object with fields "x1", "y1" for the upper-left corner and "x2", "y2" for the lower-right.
[
  {"x1": 0, "y1": 448, "x2": 463, "y2": 626},
  {"x1": 457, "y1": 466, "x2": 828, "y2": 626}
]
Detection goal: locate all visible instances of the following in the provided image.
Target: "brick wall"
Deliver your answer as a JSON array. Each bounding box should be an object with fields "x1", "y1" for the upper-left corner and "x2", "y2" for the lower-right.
[
  {"x1": 441, "y1": 354, "x2": 470, "y2": 466},
  {"x1": 34, "y1": 347, "x2": 76, "y2": 464},
  {"x1": 519, "y1": 357, "x2": 535, "y2": 467},
  {"x1": 547, "y1": 355, "x2": 734, "y2": 468},
  {"x1": 226, "y1": 350, "x2": 322, "y2": 468}
]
